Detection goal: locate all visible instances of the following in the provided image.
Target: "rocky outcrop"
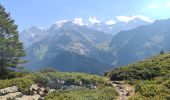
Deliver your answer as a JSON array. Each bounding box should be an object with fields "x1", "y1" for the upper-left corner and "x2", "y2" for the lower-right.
[
  {"x1": 0, "y1": 86, "x2": 18, "y2": 95},
  {"x1": 30, "y1": 84, "x2": 50, "y2": 96},
  {"x1": 47, "y1": 80, "x2": 64, "y2": 89},
  {"x1": 46, "y1": 79, "x2": 97, "y2": 90},
  {"x1": 0, "y1": 86, "x2": 43, "y2": 100},
  {"x1": 0, "y1": 79, "x2": 99, "y2": 100}
]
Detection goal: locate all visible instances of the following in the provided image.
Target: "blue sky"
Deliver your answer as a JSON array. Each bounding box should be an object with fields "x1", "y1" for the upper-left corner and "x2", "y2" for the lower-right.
[{"x1": 1, "y1": 0, "x2": 170, "y2": 31}]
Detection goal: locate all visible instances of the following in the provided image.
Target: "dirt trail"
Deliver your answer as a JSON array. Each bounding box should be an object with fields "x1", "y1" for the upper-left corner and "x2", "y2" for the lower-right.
[{"x1": 111, "y1": 81, "x2": 134, "y2": 100}]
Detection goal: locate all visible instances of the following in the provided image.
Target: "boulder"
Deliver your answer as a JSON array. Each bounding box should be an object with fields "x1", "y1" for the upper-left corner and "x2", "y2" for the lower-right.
[
  {"x1": 77, "y1": 81, "x2": 83, "y2": 86},
  {"x1": 0, "y1": 92, "x2": 22, "y2": 100},
  {"x1": 86, "y1": 85, "x2": 97, "y2": 89},
  {"x1": 0, "y1": 86, "x2": 18, "y2": 95},
  {"x1": 60, "y1": 80, "x2": 65, "y2": 84},
  {"x1": 49, "y1": 89, "x2": 55, "y2": 92},
  {"x1": 30, "y1": 84, "x2": 51, "y2": 96},
  {"x1": 30, "y1": 84, "x2": 39, "y2": 91}
]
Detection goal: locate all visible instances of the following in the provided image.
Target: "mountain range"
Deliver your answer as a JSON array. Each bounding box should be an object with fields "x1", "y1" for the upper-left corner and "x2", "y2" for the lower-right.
[
  {"x1": 20, "y1": 16, "x2": 151, "y2": 46},
  {"x1": 19, "y1": 17, "x2": 170, "y2": 74},
  {"x1": 21, "y1": 21, "x2": 113, "y2": 74}
]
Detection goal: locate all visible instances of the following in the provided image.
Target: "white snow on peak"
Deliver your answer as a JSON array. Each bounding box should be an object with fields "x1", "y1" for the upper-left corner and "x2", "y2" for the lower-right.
[
  {"x1": 116, "y1": 15, "x2": 153, "y2": 23},
  {"x1": 105, "y1": 20, "x2": 116, "y2": 25},
  {"x1": 73, "y1": 17, "x2": 84, "y2": 26},
  {"x1": 55, "y1": 20, "x2": 68, "y2": 29},
  {"x1": 88, "y1": 17, "x2": 101, "y2": 24}
]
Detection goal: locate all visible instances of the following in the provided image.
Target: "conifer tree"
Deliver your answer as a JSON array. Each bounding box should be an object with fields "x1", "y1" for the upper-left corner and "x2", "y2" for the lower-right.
[{"x1": 0, "y1": 4, "x2": 25, "y2": 78}]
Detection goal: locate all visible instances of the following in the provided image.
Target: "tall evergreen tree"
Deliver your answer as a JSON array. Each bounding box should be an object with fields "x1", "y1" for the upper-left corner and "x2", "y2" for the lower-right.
[{"x1": 0, "y1": 4, "x2": 25, "y2": 78}]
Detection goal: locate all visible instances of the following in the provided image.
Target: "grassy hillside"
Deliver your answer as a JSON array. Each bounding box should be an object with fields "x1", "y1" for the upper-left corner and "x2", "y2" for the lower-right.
[
  {"x1": 105, "y1": 52, "x2": 170, "y2": 99},
  {"x1": 0, "y1": 70, "x2": 118, "y2": 99}
]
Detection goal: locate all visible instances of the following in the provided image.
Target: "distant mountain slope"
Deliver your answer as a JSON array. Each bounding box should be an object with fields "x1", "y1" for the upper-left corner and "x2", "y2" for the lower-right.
[
  {"x1": 20, "y1": 26, "x2": 47, "y2": 48},
  {"x1": 105, "y1": 52, "x2": 170, "y2": 99},
  {"x1": 26, "y1": 50, "x2": 110, "y2": 74},
  {"x1": 23, "y1": 21, "x2": 113, "y2": 74},
  {"x1": 109, "y1": 18, "x2": 170, "y2": 66}
]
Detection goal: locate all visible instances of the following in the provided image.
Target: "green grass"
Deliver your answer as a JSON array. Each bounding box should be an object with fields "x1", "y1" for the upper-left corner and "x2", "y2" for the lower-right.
[{"x1": 45, "y1": 87, "x2": 118, "y2": 100}]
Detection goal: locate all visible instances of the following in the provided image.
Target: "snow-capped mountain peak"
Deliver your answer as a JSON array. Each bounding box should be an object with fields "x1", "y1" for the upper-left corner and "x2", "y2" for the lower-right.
[
  {"x1": 55, "y1": 20, "x2": 69, "y2": 29},
  {"x1": 116, "y1": 15, "x2": 153, "y2": 23}
]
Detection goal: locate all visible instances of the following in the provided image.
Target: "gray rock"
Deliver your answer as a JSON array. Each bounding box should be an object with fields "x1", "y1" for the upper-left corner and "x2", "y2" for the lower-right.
[
  {"x1": 77, "y1": 81, "x2": 83, "y2": 86},
  {"x1": 47, "y1": 80, "x2": 63, "y2": 89},
  {"x1": 86, "y1": 84, "x2": 97, "y2": 89},
  {"x1": 0, "y1": 86, "x2": 18, "y2": 95},
  {"x1": 49, "y1": 89, "x2": 56, "y2": 92},
  {"x1": 0, "y1": 92, "x2": 22, "y2": 100},
  {"x1": 60, "y1": 80, "x2": 65, "y2": 84},
  {"x1": 16, "y1": 94, "x2": 41, "y2": 100},
  {"x1": 30, "y1": 84, "x2": 39, "y2": 91},
  {"x1": 62, "y1": 85, "x2": 82, "y2": 90}
]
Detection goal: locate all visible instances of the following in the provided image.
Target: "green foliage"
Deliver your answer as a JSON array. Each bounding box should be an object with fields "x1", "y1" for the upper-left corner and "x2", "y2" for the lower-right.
[
  {"x1": 106, "y1": 53, "x2": 170, "y2": 80},
  {"x1": 0, "y1": 5, "x2": 25, "y2": 79},
  {"x1": 31, "y1": 71, "x2": 107, "y2": 86},
  {"x1": 108, "y1": 66, "x2": 162, "y2": 80},
  {"x1": 0, "y1": 70, "x2": 117, "y2": 100},
  {"x1": 106, "y1": 53, "x2": 170, "y2": 99},
  {"x1": 131, "y1": 75, "x2": 170, "y2": 99},
  {"x1": 34, "y1": 71, "x2": 118, "y2": 100},
  {"x1": 39, "y1": 68, "x2": 56, "y2": 73},
  {"x1": 45, "y1": 87, "x2": 118, "y2": 100},
  {"x1": 0, "y1": 70, "x2": 108, "y2": 89},
  {"x1": 164, "y1": 80, "x2": 170, "y2": 89},
  {"x1": 0, "y1": 77, "x2": 34, "y2": 94}
]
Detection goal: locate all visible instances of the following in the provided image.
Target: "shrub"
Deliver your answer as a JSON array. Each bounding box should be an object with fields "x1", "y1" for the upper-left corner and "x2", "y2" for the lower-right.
[{"x1": 164, "y1": 80, "x2": 170, "y2": 89}]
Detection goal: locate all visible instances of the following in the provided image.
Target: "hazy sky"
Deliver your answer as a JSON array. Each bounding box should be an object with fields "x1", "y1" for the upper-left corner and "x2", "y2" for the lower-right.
[{"x1": 1, "y1": 0, "x2": 170, "y2": 31}]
